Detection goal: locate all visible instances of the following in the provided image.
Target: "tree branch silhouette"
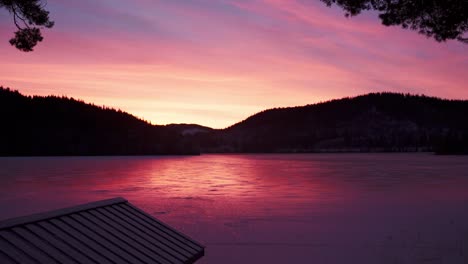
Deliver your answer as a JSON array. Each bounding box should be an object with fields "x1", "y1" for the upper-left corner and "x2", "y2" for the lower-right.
[
  {"x1": 1, "y1": 0, "x2": 54, "y2": 52},
  {"x1": 320, "y1": 0, "x2": 468, "y2": 44}
]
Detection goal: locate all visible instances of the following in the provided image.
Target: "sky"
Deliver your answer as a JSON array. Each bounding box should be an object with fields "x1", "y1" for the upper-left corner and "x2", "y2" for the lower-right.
[{"x1": 0, "y1": 0, "x2": 467, "y2": 128}]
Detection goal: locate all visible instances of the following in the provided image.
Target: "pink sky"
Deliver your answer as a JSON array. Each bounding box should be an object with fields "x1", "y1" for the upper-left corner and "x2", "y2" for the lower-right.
[{"x1": 0, "y1": 0, "x2": 467, "y2": 128}]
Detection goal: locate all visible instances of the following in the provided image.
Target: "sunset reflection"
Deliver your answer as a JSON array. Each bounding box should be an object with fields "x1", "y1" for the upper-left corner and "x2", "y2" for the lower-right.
[{"x1": 1, "y1": 154, "x2": 468, "y2": 263}]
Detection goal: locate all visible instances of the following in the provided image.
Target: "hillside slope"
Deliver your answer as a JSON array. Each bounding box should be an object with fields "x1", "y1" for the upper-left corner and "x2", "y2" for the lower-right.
[
  {"x1": 0, "y1": 87, "x2": 198, "y2": 155},
  {"x1": 202, "y1": 93, "x2": 468, "y2": 153},
  {"x1": 2, "y1": 87, "x2": 467, "y2": 155}
]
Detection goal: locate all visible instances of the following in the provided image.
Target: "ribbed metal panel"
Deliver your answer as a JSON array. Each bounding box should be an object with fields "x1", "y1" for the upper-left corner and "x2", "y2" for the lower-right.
[{"x1": 0, "y1": 198, "x2": 204, "y2": 264}]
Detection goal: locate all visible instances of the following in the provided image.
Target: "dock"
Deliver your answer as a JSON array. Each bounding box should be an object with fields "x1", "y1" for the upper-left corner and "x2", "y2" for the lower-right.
[{"x1": 0, "y1": 197, "x2": 204, "y2": 263}]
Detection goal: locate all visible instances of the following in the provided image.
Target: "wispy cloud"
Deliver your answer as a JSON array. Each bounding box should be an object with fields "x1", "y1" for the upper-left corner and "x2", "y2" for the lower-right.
[{"x1": 0, "y1": 0, "x2": 466, "y2": 128}]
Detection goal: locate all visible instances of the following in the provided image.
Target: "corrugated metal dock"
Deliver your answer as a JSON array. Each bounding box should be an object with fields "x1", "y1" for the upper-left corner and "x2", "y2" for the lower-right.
[{"x1": 0, "y1": 197, "x2": 204, "y2": 263}]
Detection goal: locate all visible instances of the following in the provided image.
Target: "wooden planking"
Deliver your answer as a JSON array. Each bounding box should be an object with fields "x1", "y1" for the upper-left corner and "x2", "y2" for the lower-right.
[
  {"x1": 0, "y1": 198, "x2": 127, "y2": 230},
  {"x1": 13, "y1": 227, "x2": 76, "y2": 264},
  {"x1": 47, "y1": 219, "x2": 115, "y2": 264},
  {"x1": 55, "y1": 217, "x2": 132, "y2": 264},
  {"x1": 101, "y1": 207, "x2": 192, "y2": 261},
  {"x1": 0, "y1": 197, "x2": 205, "y2": 264},
  {"x1": 69, "y1": 213, "x2": 159, "y2": 264},
  {"x1": 115, "y1": 204, "x2": 202, "y2": 254},
  {"x1": 25, "y1": 224, "x2": 93, "y2": 264},
  {"x1": 123, "y1": 203, "x2": 203, "y2": 251},
  {"x1": 120, "y1": 203, "x2": 204, "y2": 253},
  {"x1": 0, "y1": 249, "x2": 17, "y2": 264},
  {"x1": 0, "y1": 236, "x2": 37, "y2": 264},
  {"x1": 122, "y1": 204, "x2": 205, "y2": 264},
  {"x1": 109, "y1": 205, "x2": 199, "y2": 257},
  {"x1": 38, "y1": 221, "x2": 104, "y2": 264},
  {"x1": 100, "y1": 207, "x2": 191, "y2": 261},
  {"x1": 84, "y1": 210, "x2": 176, "y2": 264},
  {"x1": 0, "y1": 230, "x2": 57, "y2": 263}
]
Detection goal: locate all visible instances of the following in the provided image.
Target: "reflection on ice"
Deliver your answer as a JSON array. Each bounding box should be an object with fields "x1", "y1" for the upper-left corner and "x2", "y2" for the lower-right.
[{"x1": 0, "y1": 154, "x2": 468, "y2": 263}]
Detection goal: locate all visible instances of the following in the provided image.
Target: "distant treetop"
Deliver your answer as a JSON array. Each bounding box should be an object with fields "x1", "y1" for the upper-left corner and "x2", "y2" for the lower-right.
[
  {"x1": 320, "y1": 0, "x2": 468, "y2": 44},
  {"x1": 0, "y1": 0, "x2": 54, "y2": 51}
]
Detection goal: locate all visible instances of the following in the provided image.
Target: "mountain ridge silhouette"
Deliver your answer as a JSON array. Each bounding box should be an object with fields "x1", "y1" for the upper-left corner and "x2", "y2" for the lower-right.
[{"x1": 1, "y1": 86, "x2": 467, "y2": 155}]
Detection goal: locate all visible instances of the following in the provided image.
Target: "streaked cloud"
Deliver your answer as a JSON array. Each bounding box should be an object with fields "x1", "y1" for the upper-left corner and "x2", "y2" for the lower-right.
[{"x1": 0, "y1": 0, "x2": 466, "y2": 128}]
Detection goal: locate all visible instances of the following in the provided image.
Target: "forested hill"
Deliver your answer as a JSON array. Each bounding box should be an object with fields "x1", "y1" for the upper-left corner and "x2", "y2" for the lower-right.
[
  {"x1": 2, "y1": 87, "x2": 468, "y2": 155},
  {"x1": 0, "y1": 87, "x2": 198, "y2": 155},
  {"x1": 200, "y1": 93, "x2": 468, "y2": 154}
]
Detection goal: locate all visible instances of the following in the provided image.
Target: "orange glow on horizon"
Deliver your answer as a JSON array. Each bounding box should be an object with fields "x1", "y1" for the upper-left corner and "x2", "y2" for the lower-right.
[
  {"x1": 0, "y1": 0, "x2": 467, "y2": 128},
  {"x1": 0, "y1": 63, "x2": 352, "y2": 128}
]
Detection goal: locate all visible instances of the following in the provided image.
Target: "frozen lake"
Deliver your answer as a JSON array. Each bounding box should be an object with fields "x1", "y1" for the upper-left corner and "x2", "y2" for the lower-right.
[{"x1": 1, "y1": 154, "x2": 468, "y2": 263}]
